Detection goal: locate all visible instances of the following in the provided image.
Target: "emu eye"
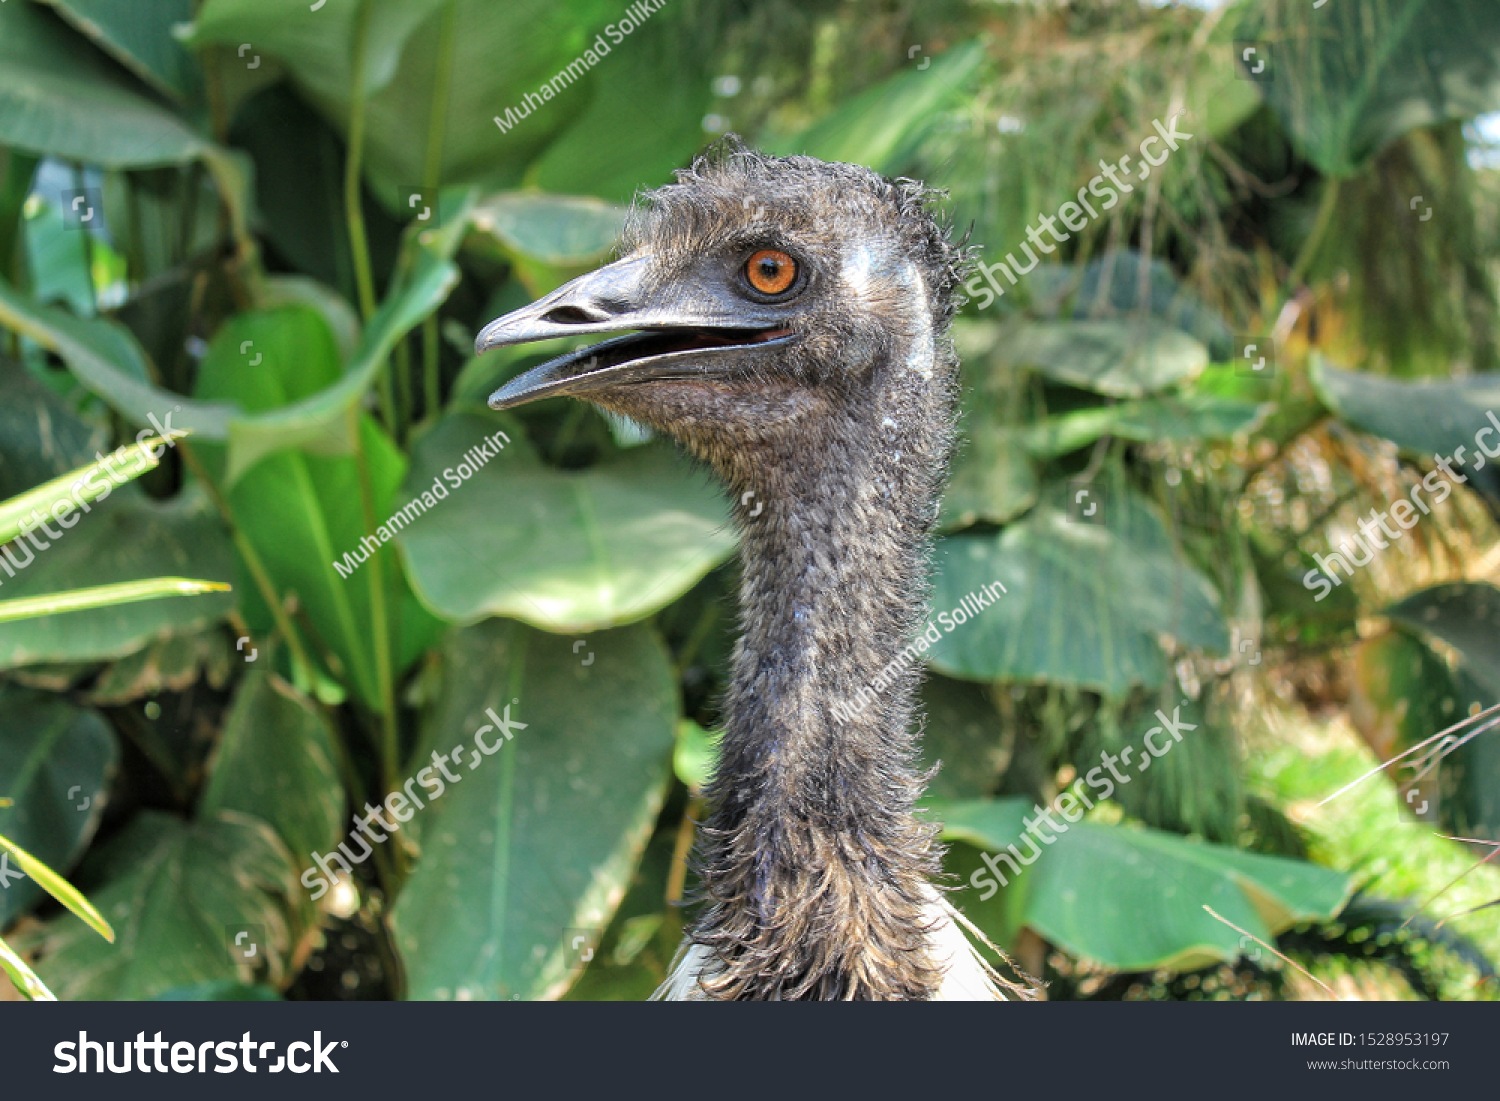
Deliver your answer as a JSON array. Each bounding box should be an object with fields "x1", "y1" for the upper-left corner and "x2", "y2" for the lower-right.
[{"x1": 745, "y1": 249, "x2": 798, "y2": 296}]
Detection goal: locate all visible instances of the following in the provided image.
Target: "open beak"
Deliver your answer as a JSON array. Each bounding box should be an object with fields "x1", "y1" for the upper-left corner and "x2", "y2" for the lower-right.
[{"x1": 476, "y1": 255, "x2": 797, "y2": 410}]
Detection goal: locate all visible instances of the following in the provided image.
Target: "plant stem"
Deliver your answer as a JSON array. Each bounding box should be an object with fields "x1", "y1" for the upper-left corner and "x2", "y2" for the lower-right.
[
  {"x1": 344, "y1": 0, "x2": 395, "y2": 432},
  {"x1": 348, "y1": 406, "x2": 401, "y2": 799},
  {"x1": 421, "y1": 0, "x2": 459, "y2": 424},
  {"x1": 178, "y1": 441, "x2": 317, "y2": 685}
]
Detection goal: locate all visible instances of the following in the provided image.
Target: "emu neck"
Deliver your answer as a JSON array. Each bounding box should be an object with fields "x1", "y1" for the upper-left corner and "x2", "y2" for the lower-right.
[{"x1": 695, "y1": 339, "x2": 953, "y2": 1000}]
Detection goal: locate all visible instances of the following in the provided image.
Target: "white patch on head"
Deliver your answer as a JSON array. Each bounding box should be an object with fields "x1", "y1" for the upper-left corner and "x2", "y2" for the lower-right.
[
  {"x1": 903, "y1": 267, "x2": 934, "y2": 380},
  {"x1": 841, "y1": 245, "x2": 935, "y2": 381},
  {"x1": 841, "y1": 245, "x2": 876, "y2": 300}
]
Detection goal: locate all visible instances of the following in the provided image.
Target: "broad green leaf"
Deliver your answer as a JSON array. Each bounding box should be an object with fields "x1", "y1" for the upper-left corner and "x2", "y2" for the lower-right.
[
  {"x1": 1353, "y1": 627, "x2": 1499, "y2": 846},
  {"x1": 0, "y1": 686, "x2": 115, "y2": 927},
  {"x1": 769, "y1": 40, "x2": 986, "y2": 173},
  {"x1": 467, "y1": 192, "x2": 626, "y2": 296},
  {"x1": 0, "y1": 248, "x2": 455, "y2": 484},
  {"x1": 918, "y1": 675, "x2": 1009, "y2": 801},
  {"x1": 397, "y1": 416, "x2": 737, "y2": 631},
  {"x1": 0, "y1": 832, "x2": 113, "y2": 942},
  {"x1": 191, "y1": 0, "x2": 618, "y2": 190},
  {"x1": 89, "y1": 626, "x2": 232, "y2": 705},
  {"x1": 525, "y1": 13, "x2": 714, "y2": 203},
  {"x1": 0, "y1": 0, "x2": 207, "y2": 167},
  {"x1": 227, "y1": 84, "x2": 406, "y2": 303},
  {"x1": 187, "y1": 0, "x2": 449, "y2": 101},
  {"x1": 0, "y1": 275, "x2": 237, "y2": 440},
  {"x1": 1023, "y1": 252, "x2": 1236, "y2": 360},
  {"x1": 39, "y1": 0, "x2": 201, "y2": 102},
  {"x1": 199, "y1": 670, "x2": 344, "y2": 867},
  {"x1": 30, "y1": 811, "x2": 297, "y2": 999},
  {"x1": 0, "y1": 431, "x2": 184, "y2": 547},
  {"x1": 0, "y1": 367, "x2": 109, "y2": 500},
  {"x1": 193, "y1": 305, "x2": 444, "y2": 706},
  {"x1": 935, "y1": 798, "x2": 1353, "y2": 971},
  {"x1": 0, "y1": 488, "x2": 234, "y2": 668},
  {"x1": 0, "y1": 933, "x2": 55, "y2": 1000},
  {"x1": 223, "y1": 250, "x2": 460, "y2": 484},
  {"x1": 469, "y1": 194, "x2": 623, "y2": 268},
  {"x1": 0, "y1": 148, "x2": 38, "y2": 284},
  {"x1": 391, "y1": 619, "x2": 678, "y2": 1000},
  {"x1": 1239, "y1": 0, "x2": 1500, "y2": 176},
  {"x1": 1004, "y1": 319, "x2": 1209, "y2": 397},
  {"x1": 1383, "y1": 582, "x2": 1500, "y2": 699},
  {"x1": 259, "y1": 276, "x2": 361, "y2": 364},
  {"x1": 941, "y1": 427, "x2": 1037, "y2": 530},
  {"x1": 1312, "y1": 357, "x2": 1500, "y2": 463},
  {"x1": 1017, "y1": 394, "x2": 1269, "y2": 459},
  {"x1": 927, "y1": 493, "x2": 1227, "y2": 693}
]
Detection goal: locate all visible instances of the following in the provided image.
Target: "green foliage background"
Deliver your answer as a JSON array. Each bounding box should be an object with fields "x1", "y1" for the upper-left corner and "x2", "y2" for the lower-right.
[{"x1": 0, "y1": 0, "x2": 1497, "y2": 1002}]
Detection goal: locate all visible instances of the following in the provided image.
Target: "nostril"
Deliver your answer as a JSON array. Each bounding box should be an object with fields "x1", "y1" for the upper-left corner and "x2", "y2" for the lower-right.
[{"x1": 543, "y1": 305, "x2": 603, "y2": 325}]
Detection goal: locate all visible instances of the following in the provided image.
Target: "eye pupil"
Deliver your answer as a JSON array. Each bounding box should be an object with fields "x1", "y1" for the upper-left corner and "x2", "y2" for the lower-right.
[{"x1": 746, "y1": 249, "x2": 797, "y2": 295}]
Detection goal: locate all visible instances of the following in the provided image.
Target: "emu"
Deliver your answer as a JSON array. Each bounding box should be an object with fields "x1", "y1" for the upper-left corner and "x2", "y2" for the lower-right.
[{"x1": 477, "y1": 144, "x2": 1029, "y2": 1001}]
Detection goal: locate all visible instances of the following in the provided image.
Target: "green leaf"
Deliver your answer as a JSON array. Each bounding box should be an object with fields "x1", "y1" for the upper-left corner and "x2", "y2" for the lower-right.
[
  {"x1": 1312, "y1": 357, "x2": 1500, "y2": 464},
  {"x1": 769, "y1": 40, "x2": 986, "y2": 173},
  {"x1": 918, "y1": 675, "x2": 1009, "y2": 801},
  {"x1": 0, "y1": 0, "x2": 207, "y2": 167},
  {"x1": 189, "y1": 0, "x2": 619, "y2": 190},
  {"x1": 927, "y1": 493, "x2": 1227, "y2": 693},
  {"x1": 935, "y1": 798, "x2": 1353, "y2": 971},
  {"x1": 0, "y1": 490, "x2": 236, "y2": 669},
  {"x1": 0, "y1": 366, "x2": 109, "y2": 500},
  {"x1": 1240, "y1": 0, "x2": 1500, "y2": 176},
  {"x1": 223, "y1": 250, "x2": 459, "y2": 484},
  {"x1": 942, "y1": 428, "x2": 1038, "y2": 531},
  {"x1": 0, "y1": 686, "x2": 115, "y2": 927},
  {"x1": 0, "y1": 432, "x2": 184, "y2": 547},
  {"x1": 1017, "y1": 395, "x2": 1269, "y2": 459},
  {"x1": 199, "y1": 670, "x2": 344, "y2": 868},
  {"x1": 1353, "y1": 626, "x2": 1499, "y2": 846},
  {"x1": 525, "y1": 15, "x2": 714, "y2": 203},
  {"x1": 1004, "y1": 319, "x2": 1209, "y2": 397},
  {"x1": 0, "y1": 275, "x2": 237, "y2": 440},
  {"x1": 88, "y1": 626, "x2": 232, "y2": 705},
  {"x1": 467, "y1": 191, "x2": 626, "y2": 295},
  {"x1": 38, "y1": 0, "x2": 201, "y2": 102},
  {"x1": 397, "y1": 418, "x2": 736, "y2": 631},
  {"x1": 193, "y1": 305, "x2": 443, "y2": 706},
  {"x1": 1383, "y1": 582, "x2": 1500, "y2": 698},
  {"x1": 391, "y1": 619, "x2": 678, "y2": 1000},
  {"x1": 186, "y1": 0, "x2": 449, "y2": 100},
  {"x1": 22, "y1": 198, "x2": 95, "y2": 316},
  {"x1": 0, "y1": 832, "x2": 113, "y2": 942},
  {"x1": 31, "y1": 811, "x2": 297, "y2": 999},
  {"x1": 0, "y1": 933, "x2": 56, "y2": 1001},
  {"x1": 673, "y1": 718, "x2": 717, "y2": 793}
]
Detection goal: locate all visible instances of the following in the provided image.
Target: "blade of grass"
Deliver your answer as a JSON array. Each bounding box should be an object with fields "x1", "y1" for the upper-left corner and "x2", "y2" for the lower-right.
[
  {"x1": 0, "y1": 432, "x2": 188, "y2": 546},
  {"x1": 0, "y1": 578, "x2": 229, "y2": 623},
  {"x1": 0, "y1": 932, "x2": 56, "y2": 1001},
  {"x1": 0, "y1": 833, "x2": 113, "y2": 942}
]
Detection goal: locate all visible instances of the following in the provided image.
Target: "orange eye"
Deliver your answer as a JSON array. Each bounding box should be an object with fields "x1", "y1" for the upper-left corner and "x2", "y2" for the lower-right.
[{"x1": 745, "y1": 249, "x2": 798, "y2": 295}]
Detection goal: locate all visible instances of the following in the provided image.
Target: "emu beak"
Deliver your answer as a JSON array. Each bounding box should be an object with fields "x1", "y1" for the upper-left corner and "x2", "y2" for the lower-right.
[{"x1": 476, "y1": 256, "x2": 796, "y2": 410}]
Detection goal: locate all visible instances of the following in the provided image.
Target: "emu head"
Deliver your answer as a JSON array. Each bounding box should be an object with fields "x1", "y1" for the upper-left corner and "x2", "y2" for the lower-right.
[{"x1": 476, "y1": 144, "x2": 964, "y2": 473}]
